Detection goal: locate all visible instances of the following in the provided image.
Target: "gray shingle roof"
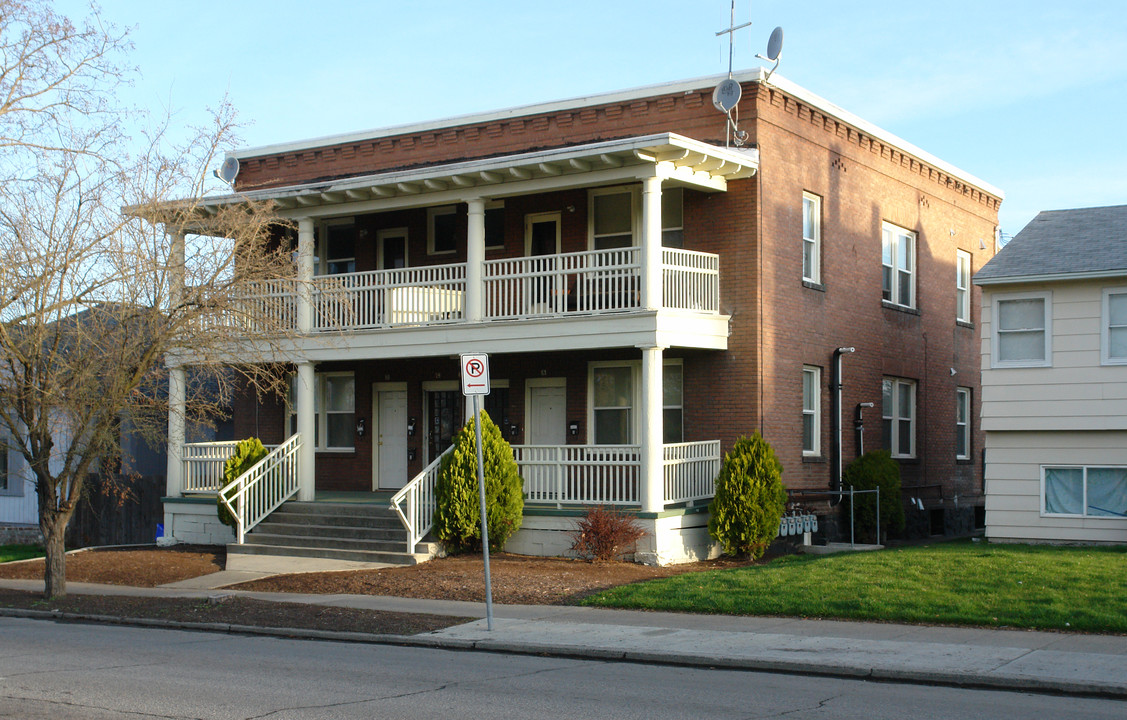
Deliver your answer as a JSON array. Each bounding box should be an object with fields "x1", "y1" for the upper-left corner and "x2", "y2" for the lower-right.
[{"x1": 974, "y1": 204, "x2": 1127, "y2": 284}]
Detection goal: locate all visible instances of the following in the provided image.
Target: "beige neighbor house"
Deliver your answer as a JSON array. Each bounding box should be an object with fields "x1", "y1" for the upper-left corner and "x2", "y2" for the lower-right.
[{"x1": 975, "y1": 204, "x2": 1127, "y2": 543}]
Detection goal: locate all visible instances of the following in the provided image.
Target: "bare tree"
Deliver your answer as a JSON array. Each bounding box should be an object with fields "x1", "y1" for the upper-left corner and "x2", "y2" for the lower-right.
[{"x1": 0, "y1": 0, "x2": 295, "y2": 598}]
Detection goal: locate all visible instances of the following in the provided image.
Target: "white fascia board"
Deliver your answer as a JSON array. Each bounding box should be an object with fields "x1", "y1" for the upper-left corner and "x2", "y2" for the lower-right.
[{"x1": 975, "y1": 270, "x2": 1127, "y2": 286}]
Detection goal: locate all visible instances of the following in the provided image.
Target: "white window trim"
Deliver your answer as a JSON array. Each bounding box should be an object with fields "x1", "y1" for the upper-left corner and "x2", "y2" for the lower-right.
[
  {"x1": 524, "y1": 211, "x2": 562, "y2": 256},
  {"x1": 319, "y1": 218, "x2": 356, "y2": 276},
  {"x1": 956, "y1": 250, "x2": 971, "y2": 323},
  {"x1": 1101, "y1": 287, "x2": 1127, "y2": 366},
  {"x1": 882, "y1": 377, "x2": 916, "y2": 459},
  {"x1": 802, "y1": 365, "x2": 821, "y2": 456},
  {"x1": 955, "y1": 387, "x2": 971, "y2": 461},
  {"x1": 376, "y1": 227, "x2": 409, "y2": 270},
  {"x1": 288, "y1": 371, "x2": 356, "y2": 452},
  {"x1": 484, "y1": 200, "x2": 506, "y2": 251},
  {"x1": 427, "y1": 206, "x2": 457, "y2": 256},
  {"x1": 588, "y1": 185, "x2": 639, "y2": 251},
  {"x1": 991, "y1": 290, "x2": 1052, "y2": 368},
  {"x1": 802, "y1": 192, "x2": 821, "y2": 284},
  {"x1": 881, "y1": 221, "x2": 916, "y2": 308},
  {"x1": 1040, "y1": 465, "x2": 1127, "y2": 519},
  {"x1": 587, "y1": 358, "x2": 683, "y2": 445}
]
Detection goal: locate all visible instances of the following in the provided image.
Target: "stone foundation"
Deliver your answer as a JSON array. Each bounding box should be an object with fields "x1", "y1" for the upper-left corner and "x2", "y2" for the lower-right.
[
  {"x1": 0, "y1": 524, "x2": 41, "y2": 545},
  {"x1": 161, "y1": 497, "x2": 236, "y2": 546}
]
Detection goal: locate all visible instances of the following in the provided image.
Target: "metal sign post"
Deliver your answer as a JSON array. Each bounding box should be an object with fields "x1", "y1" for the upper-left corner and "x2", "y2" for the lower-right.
[{"x1": 460, "y1": 353, "x2": 493, "y2": 631}]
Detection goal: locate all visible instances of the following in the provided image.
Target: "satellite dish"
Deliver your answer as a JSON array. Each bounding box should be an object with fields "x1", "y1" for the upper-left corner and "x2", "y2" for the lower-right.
[
  {"x1": 712, "y1": 78, "x2": 743, "y2": 113},
  {"x1": 766, "y1": 26, "x2": 784, "y2": 61},
  {"x1": 215, "y1": 156, "x2": 240, "y2": 186}
]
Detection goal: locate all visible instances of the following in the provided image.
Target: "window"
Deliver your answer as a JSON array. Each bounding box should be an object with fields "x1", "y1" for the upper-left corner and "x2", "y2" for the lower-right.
[
  {"x1": 428, "y1": 206, "x2": 457, "y2": 255},
  {"x1": 321, "y1": 222, "x2": 356, "y2": 275},
  {"x1": 882, "y1": 377, "x2": 916, "y2": 458},
  {"x1": 661, "y1": 188, "x2": 684, "y2": 248},
  {"x1": 956, "y1": 251, "x2": 971, "y2": 323},
  {"x1": 1102, "y1": 289, "x2": 1127, "y2": 365},
  {"x1": 993, "y1": 292, "x2": 1051, "y2": 367},
  {"x1": 802, "y1": 366, "x2": 820, "y2": 456},
  {"x1": 1043, "y1": 466, "x2": 1127, "y2": 518},
  {"x1": 590, "y1": 360, "x2": 684, "y2": 445},
  {"x1": 955, "y1": 387, "x2": 971, "y2": 460},
  {"x1": 882, "y1": 222, "x2": 915, "y2": 308},
  {"x1": 485, "y1": 202, "x2": 505, "y2": 249},
  {"x1": 802, "y1": 193, "x2": 821, "y2": 283},
  {"x1": 589, "y1": 185, "x2": 686, "y2": 250},
  {"x1": 289, "y1": 372, "x2": 356, "y2": 451}
]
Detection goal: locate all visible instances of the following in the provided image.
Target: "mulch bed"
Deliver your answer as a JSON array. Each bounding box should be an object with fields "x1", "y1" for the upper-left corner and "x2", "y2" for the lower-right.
[{"x1": 0, "y1": 546, "x2": 225, "y2": 587}]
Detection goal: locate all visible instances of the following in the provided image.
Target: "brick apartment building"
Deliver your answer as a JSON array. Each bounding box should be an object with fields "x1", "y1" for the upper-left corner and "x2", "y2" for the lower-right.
[{"x1": 163, "y1": 68, "x2": 1001, "y2": 563}]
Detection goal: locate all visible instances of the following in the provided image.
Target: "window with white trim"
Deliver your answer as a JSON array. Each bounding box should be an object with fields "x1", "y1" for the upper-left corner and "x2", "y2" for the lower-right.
[
  {"x1": 882, "y1": 222, "x2": 915, "y2": 308},
  {"x1": 661, "y1": 188, "x2": 684, "y2": 248},
  {"x1": 289, "y1": 372, "x2": 356, "y2": 451},
  {"x1": 320, "y1": 221, "x2": 356, "y2": 275},
  {"x1": 428, "y1": 206, "x2": 457, "y2": 255},
  {"x1": 1043, "y1": 466, "x2": 1127, "y2": 518},
  {"x1": 802, "y1": 193, "x2": 821, "y2": 284},
  {"x1": 802, "y1": 366, "x2": 820, "y2": 456},
  {"x1": 485, "y1": 202, "x2": 505, "y2": 250},
  {"x1": 993, "y1": 292, "x2": 1051, "y2": 367},
  {"x1": 882, "y1": 377, "x2": 916, "y2": 458},
  {"x1": 589, "y1": 360, "x2": 684, "y2": 445},
  {"x1": 1102, "y1": 288, "x2": 1127, "y2": 364},
  {"x1": 589, "y1": 185, "x2": 686, "y2": 250},
  {"x1": 956, "y1": 250, "x2": 971, "y2": 323},
  {"x1": 956, "y1": 387, "x2": 971, "y2": 460}
]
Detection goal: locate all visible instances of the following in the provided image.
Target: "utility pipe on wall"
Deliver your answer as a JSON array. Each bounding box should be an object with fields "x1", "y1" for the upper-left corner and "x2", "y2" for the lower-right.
[{"x1": 830, "y1": 347, "x2": 855, "y2": 505}]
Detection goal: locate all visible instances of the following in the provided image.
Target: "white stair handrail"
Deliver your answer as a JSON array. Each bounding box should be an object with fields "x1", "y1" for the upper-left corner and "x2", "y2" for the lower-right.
[
  {"x1": 389, "y1": 445, "x2": 453, "y2": 553},
  {"x1": 217, "y1": 434, "x2": 303, "y2": 544}
]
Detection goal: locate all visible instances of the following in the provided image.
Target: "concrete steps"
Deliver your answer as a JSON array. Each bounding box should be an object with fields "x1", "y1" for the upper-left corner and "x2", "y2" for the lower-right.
[{"x1": 227, "y1": 499, "x2": 435, "y2": 568}]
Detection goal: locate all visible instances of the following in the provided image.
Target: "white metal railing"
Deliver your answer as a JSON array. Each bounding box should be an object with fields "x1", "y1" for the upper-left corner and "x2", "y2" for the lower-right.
[
  {"x1": 663, "y1": 248, "x2": 720, "y2": 312},
  {"x1": 514, "y1": 445, "x2": 642, "y2": 507},
  {"x1": 313, "y1": 264, "x2": 466, "y2": 330},
  {"x1": 484, "y1": 247, "x2": 642, "y2": 319},
  {"x1": 664, "y1": 440, "x2": 721, "y2": 505},
  {"x1": 389, "y1": 445, "x2": 453, "y2": 553},
  {"x1": 182, "y1": 440, "x2": 282, "y2": 493},
  {"x1": 217, "y1": 434, "x2": 302, "y2": 544}
]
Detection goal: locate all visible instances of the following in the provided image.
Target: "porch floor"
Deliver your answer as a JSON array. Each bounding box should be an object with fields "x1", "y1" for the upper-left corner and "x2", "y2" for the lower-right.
[{"x1": 306, "y1": 491, "x2": 397, "y2": 505}]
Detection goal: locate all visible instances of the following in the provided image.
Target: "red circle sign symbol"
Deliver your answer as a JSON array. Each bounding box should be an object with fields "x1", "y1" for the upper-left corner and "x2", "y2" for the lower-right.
[{"x1": 466, "y1": 358, "x2": 485, "y2": 377}]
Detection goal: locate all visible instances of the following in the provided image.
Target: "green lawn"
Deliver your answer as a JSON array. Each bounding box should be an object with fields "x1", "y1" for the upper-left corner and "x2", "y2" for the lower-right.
[
  {"x1": 0, "y1": 544, "x2": 44, "y2": 563},
  {"x1": 583, "y1": 541, "x2": 1127, "y2": 633}
]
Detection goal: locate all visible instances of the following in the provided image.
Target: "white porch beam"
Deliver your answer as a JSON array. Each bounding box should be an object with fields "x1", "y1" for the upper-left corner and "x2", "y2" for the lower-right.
[
  {"x1": 639, "y1": 345, "x2": 665, "y2": 513},
  {"x1": 296, "y1": 217, "x2": 315, "y2": 334},
  {"x1": 166, "y1": 366, "x2": 186, "y2": 499},
  {"x1": 640, "y1": 175, "x2": 663, "y2": 311},
  {"x1": 465, "y1": 197, "x2": 485, "y2": 323},
  {"x1": 296, "y1": 361, "x2": 316, "y2": 502}
]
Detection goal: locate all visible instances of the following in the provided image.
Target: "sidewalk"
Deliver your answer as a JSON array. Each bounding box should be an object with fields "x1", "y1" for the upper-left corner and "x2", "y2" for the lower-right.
[{"x1": 2, "y1": 575, "x2": 1124, "y2": 698}]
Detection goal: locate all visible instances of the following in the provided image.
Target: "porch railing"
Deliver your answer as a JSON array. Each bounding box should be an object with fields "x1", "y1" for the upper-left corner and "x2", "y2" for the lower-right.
[
  {"x1": 663, "y1": 248, "x2": 720, "y2": 312},
  {"x1": 313, "y1": 264, "x2": 466, "y2": 330},
  {"x1": 389, "y1": 445, "x2": 453, "y2": 553},
  {"x1": 484, "y1": 247, "x2": 642, "y2": 319},
  {"x1": 216, "y1": 433, "x2": 302, "y2": 544},
  {"x1": 514, "y1": 445, "x2": 642, "y2": 507},
  {"x1": 664, "y1": 440, "x2": 721, "y2": 505},
  {"x1": 182, "y1": 440, "x2": 279, "y2": 493}
]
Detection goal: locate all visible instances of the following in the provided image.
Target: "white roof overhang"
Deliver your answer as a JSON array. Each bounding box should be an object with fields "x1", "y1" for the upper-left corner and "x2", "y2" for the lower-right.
[{"x1": 196, "y1": 133, "x2": 758, "y2": 219}]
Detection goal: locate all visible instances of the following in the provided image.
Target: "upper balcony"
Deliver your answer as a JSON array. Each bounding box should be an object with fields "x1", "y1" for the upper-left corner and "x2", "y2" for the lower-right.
[{"x1": 179, "y1": 133, "x2": 757, "y2": 361}]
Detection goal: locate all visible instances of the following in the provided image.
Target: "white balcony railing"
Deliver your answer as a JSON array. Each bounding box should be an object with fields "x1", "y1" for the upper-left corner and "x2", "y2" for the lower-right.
[
  {"x1": 484, "y1": 247, "x2": 642, "y2": 319},
  {"x1": 314, "y1": 264, "x2": 466, "y2": 330},
  {"x1": 663, "y1": 248, "x2": 720, "y2": 312}
]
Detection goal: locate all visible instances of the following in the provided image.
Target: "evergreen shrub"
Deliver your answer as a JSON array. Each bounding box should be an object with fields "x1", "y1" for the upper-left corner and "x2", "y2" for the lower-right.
[
  {"x1": 433, "y1": 410, "x2": 524, "y2": 553},
  {"x1": 217, "y1": 438, "x2": 268, "y2": 528},
  {"x1": 842, "y1": 449, "x2": 905, "y2": 543},
  {"x1": 707, "y1": 433, "x2": 787, "y2": 559}
]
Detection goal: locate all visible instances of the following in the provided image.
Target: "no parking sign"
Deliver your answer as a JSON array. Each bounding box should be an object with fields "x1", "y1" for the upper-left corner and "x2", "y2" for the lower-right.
[{"x1": 460, "y1": 353, "x2": 490, "y2": 396}]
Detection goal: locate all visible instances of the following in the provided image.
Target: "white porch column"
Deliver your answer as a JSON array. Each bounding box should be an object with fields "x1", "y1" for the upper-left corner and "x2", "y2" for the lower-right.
[
  {"x1": 296, "y1": 360, "x2": 316, "y2": 501},
  {"x1": 639, "y1": 344, "x2": 665, "y2": 513},
  {"x1": 640, "y1": 176, "x2": 663, "y2": 311},
  {"x1": 296, "y1": 217, "x2": 314, "y2": 333},
  {"x1": 465, "y1": 197, "x2": 485, "y2": 322},
  {"x1": 166, "y1": 230, "x2": 187, "y2": 499}
]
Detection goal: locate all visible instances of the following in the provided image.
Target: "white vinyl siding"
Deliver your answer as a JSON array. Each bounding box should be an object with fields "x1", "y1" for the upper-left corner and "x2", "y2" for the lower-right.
[
  {"x1": 882, "y1": 377, "x2": 916, "y2": 458},
  {"x1": 956, "y1": 250, "x2": 971, "y2": 323},
  {"x1": 992, "y1": 291, "x2": 1051, "y2": 367},
  {"x1": 802, "y1": 193, "x2": 821, "y2": 284},
  {"x1": 802, "y1": 366, "x2": 820, "y2": 456},
  {"x1": 881, "y1": 222, "x2": 915, "y2": 308}
]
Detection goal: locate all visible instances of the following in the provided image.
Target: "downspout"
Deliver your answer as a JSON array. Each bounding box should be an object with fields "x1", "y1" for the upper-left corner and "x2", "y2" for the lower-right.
[{"x1": 830, "y1": 347, "x2": 855, "y2": 505}]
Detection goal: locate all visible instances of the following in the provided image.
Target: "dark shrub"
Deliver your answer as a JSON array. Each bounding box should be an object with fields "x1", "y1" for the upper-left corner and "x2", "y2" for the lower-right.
[
  {"x1": 842, "y1": 449, "x2": 905, "y2": 543},
  {"x1": 707, "y1": 433, "x2": 787, "y2": 559},
  {"x1": 569, "y1": 506, "x2": 647, "y2": 562}
]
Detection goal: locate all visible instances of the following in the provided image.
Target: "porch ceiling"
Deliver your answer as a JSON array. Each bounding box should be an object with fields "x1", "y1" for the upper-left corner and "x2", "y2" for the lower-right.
[{"x1": 199, "y1": 133, "x2": 759, "y2": 218}]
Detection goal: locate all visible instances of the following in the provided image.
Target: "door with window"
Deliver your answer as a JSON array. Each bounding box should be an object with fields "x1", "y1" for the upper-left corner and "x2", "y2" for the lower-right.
[
  {"x1": 425, "y1": 387, "x2": 464, "y2": 463},
  {"x1": 373, "y1": 385, "x2": 408, "y2": 490},
  {"x1": 525, "y1": 212, "x2": 561, "y2": 311}
]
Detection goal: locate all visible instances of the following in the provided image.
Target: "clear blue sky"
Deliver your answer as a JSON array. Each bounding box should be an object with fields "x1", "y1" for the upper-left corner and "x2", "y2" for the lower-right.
[{"x1": 60, "y1": 0, "x2": 1127, "y2": 237}]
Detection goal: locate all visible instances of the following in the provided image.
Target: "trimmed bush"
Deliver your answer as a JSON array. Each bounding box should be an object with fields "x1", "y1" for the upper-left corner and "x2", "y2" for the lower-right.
[
  {"x1": 569, "y1": 506, "x2": 647, "y2": 562},
  {"x1": 707, "y1": 433, "x2": 787, "y2": 559},
  {"x1": 433, "y1": 410, "x2": 524, "y2": 553},
  {"x1": 217, "y1": 438, "x2": 268, "y2": 528},
  {"x1": 842, "y1": 449, "x2": 905, "y2": 543}
]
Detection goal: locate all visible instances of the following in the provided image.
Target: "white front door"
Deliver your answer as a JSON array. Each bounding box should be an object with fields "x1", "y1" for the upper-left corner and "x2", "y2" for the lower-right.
[
  {"x1": 373, "y1": 386, "x2": 408, "y2": 490},
  {"x1": 526, "y1": 379, "x2": 567, "y2": 445}
]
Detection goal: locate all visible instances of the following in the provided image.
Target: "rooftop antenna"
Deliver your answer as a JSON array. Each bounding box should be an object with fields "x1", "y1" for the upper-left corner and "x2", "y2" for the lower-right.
[
  {"x1": 756, "y1": 25, "x2": 784, "y2": 84},
  {"x1": 213, "y1": 156, "x2": 239, "y2": 188},
  {"x1": 713, "y1": 1, "x2": 753, "y2": 147}
]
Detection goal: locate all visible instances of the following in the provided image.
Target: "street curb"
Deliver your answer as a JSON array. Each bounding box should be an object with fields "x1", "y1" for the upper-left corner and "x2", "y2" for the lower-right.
[{"x1": 2, "y1": 607, "x2": 1123, "y2": 700}]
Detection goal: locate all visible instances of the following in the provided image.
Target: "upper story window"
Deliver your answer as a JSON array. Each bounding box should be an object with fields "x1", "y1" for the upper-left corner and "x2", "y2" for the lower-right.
[
  {"x1": 993, "y1": 292, "x2": 1051, "y2": 367},
  {"x1": 882, "y1": 222, "x2": 915, "y2": 308},
  {"x1": 485, "y1": 202, "x2": 505, "y2": 250},
  {"x1": 1043, "y1": 466, "x2": 1127, "y2": 518},
  {"x1": 956, "y1": 387, "x2": 971, "y2": 460},
  {"x1": 802, "y1": 366, "x2": 821, "y2": 456},
  {"x1": 1102, "y1": 288, "x2": 1127, "y2": 365},
  {"x1": 882, "y1": 377, "x2": 916, "y2": 458},
  {"x1": 661, "y1": 188, "x2": 684, "y2": 248},
  {"x1": 428, "y1": 206, "x2": 457, "y2": 255},
  {"x1": 956, "y1": 250, "x2": 971, "y2": 323},
  {"x1": 321, "y1": 221, "x2": 356, "y2": 275},
  {"x1": 589, "y1": 185, "x2": 686, "y2": 250},
  {"x1": 802, "y1": 193, "x2": 821, "y2": 284}
]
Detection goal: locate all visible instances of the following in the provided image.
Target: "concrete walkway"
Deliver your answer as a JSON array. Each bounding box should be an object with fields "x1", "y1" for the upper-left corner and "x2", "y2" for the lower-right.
[{"x1": 2, "y1": 575, "x2": 1124, "y2": 698}]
